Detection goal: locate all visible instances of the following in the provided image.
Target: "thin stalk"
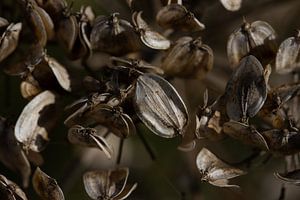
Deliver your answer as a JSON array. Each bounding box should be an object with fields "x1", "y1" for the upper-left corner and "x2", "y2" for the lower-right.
[{"x1": 116, "y1": 138, "x2": 124, "y2": 166}]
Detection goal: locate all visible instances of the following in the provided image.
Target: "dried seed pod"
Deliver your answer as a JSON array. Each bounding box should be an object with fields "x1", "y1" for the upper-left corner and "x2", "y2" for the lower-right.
[
  {"x1": 196, "y1": 91, "x2": 225, "y2": 141},
  {"x1": 161, "y1": 36, "x2": 213, "y2": 79},
  {"x1": 276, "y1": 31, "x2": 300, "y2": 74},
  {"x1": 15, "y1": 90, "x2": 57, "y2": 152},
  {"x1": 111, "y1": 56, "x2": 164, "y2": 75},
  {"x1": 261, "y1": 129, "x2": 300, "y2": 155},
  {"x1": 0, "y1": 117, "x2": 31, "y2": 188},
  {"x1": 220, "y1": 0, "x2": 242, "y2": 11},
  {"x1": 274, "y1": 170, "x2": 300, "y2": 186},
  {"x1": 134, "y1": 73, "x2": 188, "y2": 138},
  {"x1": 34, "y1": 5, "x2": 55, "y2": 40},
  {"x1": 57, "y1": 14, "x2": 78, "y2": 53},
  {"x1": 44, "y1": 54, "x2": 71, "y2": 92},
  {"x1": 156, "y1": 3, "x2": 205, "y2": 31},
  {"x1": 0, "y1": 174, "x2": 28, "y2": 200},
  {"x1": 196, "y1": 148, "x2": 245, "y2": 188},
  {"x1": 225, "y1": 55, "x2": 267, "y2": 122},
  {"x1": 223, "y1": 120, "x2": 269, "y2": 150},
  {"x1": 20, "y1": 80, "x2": 42, "y2": 100},
  {"x1": 36, "y1": 0, "x2": 67, "y2": 23},
  {"x1": 32, "y1": 167, "x2": 65, "y2": 200},
  {"x1": 0, "y1": 17, "x2": 9, "y2": 28},
  {"x1": 68, "y1": 125, "x2": 113, "y2": 159},
  {"x1": 0, "y1": 23, "x2": 22, "y2": 63},
  {"x1": 132, "y1": 11, "x2": 170, "y2": 50},
  {"x1": 83, "y1": 168, "x2": 137, "y2": 200},
  {"x1": 81, "y1": 104, "x2": 136, "y2": 138},
  {"x1": 90, "y1": 13, "x2": 140, "y2": 56},
  {"x1": 227, "y1": 20, "x2": 277, "y2": 68}
]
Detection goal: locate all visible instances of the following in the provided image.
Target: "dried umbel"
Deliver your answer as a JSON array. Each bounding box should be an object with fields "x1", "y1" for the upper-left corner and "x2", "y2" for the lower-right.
[
  {"x1": 132, "y1": 11, "x2": 170, "y2": 50},
  {"x1": 15, "y1": 90, "x2": 58, "y2": 152},
  {"x1": 0, "y1": 22, "x2": 22, "y2": 63},
  {"x1": 161, "y1": 36, "x2": 213, "y2": 79},
  {"x1": 227, "y1": 19, "x2": 277, "y2": 67},
  {"x1": 0, "y1": 117, "x2": 31, "y2": 188},
  {"x1": 276, "y1": 30, "x2": 300, "y2": 74},
  {"x1": 225, "y1": 55, "x2": 267, "y2": 122},
  {"x1": 156, "y1": 1, "x2": 205, "y2": 32},
  {"x1": 83, "y1": 168, "x2": 137, "y2": 200},
  {"x1": 196, "y1": 148, "x2": 245, "y2": 188},
  {"x1": 90, "y1": 13, "x2": 140, "y2": 56},
  {"x1": 0, "y1": 174, "x2": 28, "y2": 200},
  {"x1": 274, "y1": 169, "x2": 300, "y2": 186},
  {"x1": 32, "y1": 167, "x2": 65, "y2": 200},
  {"x1": 223, "y1": 120, "x2": 269, "y2": 150},
  {"x1": 134, "y1": 73, "x2": 189, "y2": 138},
  {"x1": 68, "y1": 125, "x2": 113, "y2": 159},
  {"x1": 220, "y1": 0, "x2": 242, "y2": 11}
]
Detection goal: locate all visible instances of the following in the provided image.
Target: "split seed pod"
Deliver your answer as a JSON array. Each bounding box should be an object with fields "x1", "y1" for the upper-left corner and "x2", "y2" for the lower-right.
[
  {"x1": 68, "y1": 125, "x2": 113, "y2": 159},
  {"x1": 156, "y1": 3, "x2": 205, "y2": 31},
  {"x1": 220, "y1": 0, "x2": 242, "y2": 11},
  {"x1": 274, "y1": 170, "x2": 300, "y2": 186},
  {"x1": 223, "y1": 120, "x2": 269, "y2": 150},
  {"x1": 81, "y1": 104, "x2": 136, "y2": 139},
  {"x1": 32, "y1": 167, "x2": 65, "y2": 200},
  {"x1": 134, "y1": 73, "x2": 188, "y2": 138},
  {"x1": 227, "y1": 20, "x2": 277, "y2": 68},
  {"x1": 15, "y1": 90, "x2": 57, "y2": 152},
  {"x1": 225, "y1": 55, "x2": 267, "y2": 122},
  {"x1": 0, "y1": 117, "x2": 31, "y2": 188},
  {"x1": 132, "y1": 11, "x2": 170, "y2": 50},
  {"x1": 161, "y1": 36, "x2": 213, "y2": 79},
  {"x1": 196, "y1": 148, "x2": 245, "y2": 188},
  {"x1": 0, "y1": 174, "x2": 28, "y2": 200},
  {"x1": 83, "y1": 168, "x2": 137, "y2": 200},
  {"x1": 20, "y1": 80, "x2": 42, "y2": 100},
  {"x1": 90, "y1": 13, "x2": 140, "y2": 56},
  {"x1": 0, "y1": 23, "x2": 22, "y2": 63},
  {"x1": 275, "y1": 31, "x2": 300, "y2": 74}
]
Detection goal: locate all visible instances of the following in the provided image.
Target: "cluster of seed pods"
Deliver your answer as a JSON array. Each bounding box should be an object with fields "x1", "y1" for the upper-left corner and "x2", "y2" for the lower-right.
[{"x1": 0, "y1": 0, "x2": 300, "y2": 199}]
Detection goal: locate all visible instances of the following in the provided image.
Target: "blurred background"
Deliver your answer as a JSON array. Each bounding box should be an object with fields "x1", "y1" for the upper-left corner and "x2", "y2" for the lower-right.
[{"x1": 1, "y1": 0, "x2": 300, "y2": 199}]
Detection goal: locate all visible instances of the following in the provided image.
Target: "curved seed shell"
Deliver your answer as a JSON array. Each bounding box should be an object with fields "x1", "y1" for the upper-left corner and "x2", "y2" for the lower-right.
[
  {"x1": 15, "y1": 90, "x2": 57, "y2": 152},
  {"x1": 20, "y1": 80, "x2": 42, "y2": 100},
  {"x1": 57, "y1": 15, "x2": 78, "y2": 52},
  {"x1": 274, "y1": 170, "x2": 300, "y2": 186},
  {"x1": 44, "y1": 55, "x2": 71, "y2": 92},
  {"x1": 35, "y1": 6, "x2": 55, "y2": 40},
  {"x1": 0, "y1": 174, "x2": 28, "y2": 200},
  {"x1": 196, "y1": 148, "x2": 245, "y2": 188},
  {"x1": 276, "y1": 35, "x2": 300, "y2": 74},
  {"x1": 133, "y1": 11, "x2": 170, "y2": 50},
  {"x1": 0, "y1": 118, "x2": 31, "y2": 188},
  {"x1": 227, "y1": 20, "x2": 277, "y2": 67},
  {"x1": 83, "y1": 168, "x2": 131, "y2": 200},
  {"x1": 68, "y1": 125, "x2": 113, "y2": 159},
  {"x1": 162, "y1": 36, "x2": 213, "y2": 78},
  {"x1": 223, "y1": 121, "x2": 269, "y2": 150},
  {"x1": 156, "y1": 4, "x2": 205, "y2": 31},
  {"x1": 0, "y1": 23, "x2": 22, "y2": 63},
  {"x1": 226, "y1": 55, "x2": 267, "y2": 121},
  {"x1": 134, "y1": 73, "x2": 188, "y2": 138},
  {"x1": 220, "y1": 0, "x2": 242, "y2": 11},
  {"x1": 0, "y1": 17, "x2": 9, "y2": 28},
  {"x1": 32, "y1": 167, "x2": 65, "y2": 200}
]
